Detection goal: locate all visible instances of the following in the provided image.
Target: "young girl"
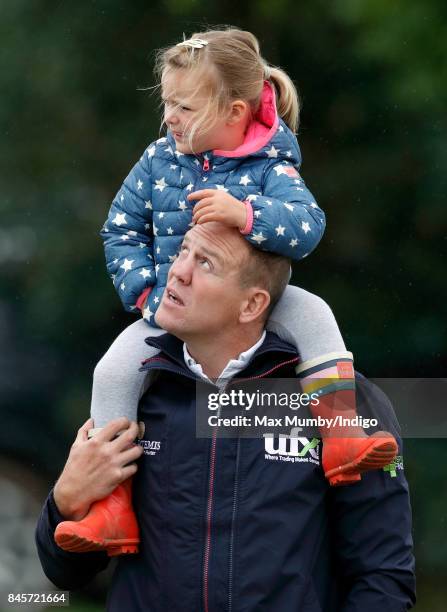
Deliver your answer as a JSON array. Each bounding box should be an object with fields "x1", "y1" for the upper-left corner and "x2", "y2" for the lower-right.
[{"x1": 55, "y1": 28, "x2": 397, "y2": 556}]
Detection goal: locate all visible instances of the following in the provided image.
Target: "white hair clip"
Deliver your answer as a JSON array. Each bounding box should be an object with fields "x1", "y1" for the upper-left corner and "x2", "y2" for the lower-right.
[{"x1": 176, "y1": 38, "x2": 209, "y2": 49}]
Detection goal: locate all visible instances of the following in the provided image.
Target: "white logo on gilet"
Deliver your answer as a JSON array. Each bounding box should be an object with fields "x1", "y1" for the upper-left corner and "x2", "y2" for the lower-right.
[{"x1": 264, "y1": 428, "x2": 320, "y2": 464}]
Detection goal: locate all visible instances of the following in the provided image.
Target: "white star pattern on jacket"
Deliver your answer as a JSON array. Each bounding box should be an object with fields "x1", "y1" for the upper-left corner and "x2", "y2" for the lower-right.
[
  {"x1": 273, "y1": 165, "x2": 287, "y2": 176},
  {"x1": 101, "y1": 116, "x2": 325, "y2": 323},
  {"x1": 120, "y1": 258, "x2": 134, "y2": 272},
  {"x1": 301, "y1": 221, "x2": 311, "y2": 234},
  {"x1": 155, "y1": 177, "x2": 167, "y2": 191},
  {"x1": 112, "y1": 213, "x2": 127, "y2": 226},
  {"x1": 143, "y1": 305, "x2": 153, "y2": 320},
  {"x1": 251, "y1": 232, "x2": 267, "y2": 244},
  {"x1": 266, "y1": 145, "x2": 279, "y2": 158}
]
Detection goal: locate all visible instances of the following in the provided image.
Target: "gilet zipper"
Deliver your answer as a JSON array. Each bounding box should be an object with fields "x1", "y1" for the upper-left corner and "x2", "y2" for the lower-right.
[
  {"x1": 139, "y1": 348, "x2": 299, "y2": 612},
  {"x1": 203, "y1": 355, "x2": 299, "y2": 612}
]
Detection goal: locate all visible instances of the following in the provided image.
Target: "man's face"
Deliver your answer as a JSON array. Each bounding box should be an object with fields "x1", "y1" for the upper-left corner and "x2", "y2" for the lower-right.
[{"x1": 155, "y1": 223, "x2": 250, "y2": 341}]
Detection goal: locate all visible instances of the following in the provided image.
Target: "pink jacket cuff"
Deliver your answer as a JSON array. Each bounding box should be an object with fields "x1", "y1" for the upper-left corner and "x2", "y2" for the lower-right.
[
  {"x1": 136, "y1": 286, "x2": 152, "y2": 311},
  {"x1": 240, "y1": 200, "x2": 254, "y2": 235}
]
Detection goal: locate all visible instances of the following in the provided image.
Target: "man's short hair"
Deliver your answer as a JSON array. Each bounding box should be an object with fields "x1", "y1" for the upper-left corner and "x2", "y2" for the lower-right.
[{"x1": 239, "y1": 244, "x2": 291, "y2": 320}]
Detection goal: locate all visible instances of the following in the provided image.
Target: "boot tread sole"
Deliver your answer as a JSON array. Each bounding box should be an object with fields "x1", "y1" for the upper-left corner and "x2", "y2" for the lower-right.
[
  {"x1": 326, "y1": 436, "x2": 398, "y2": 485},
  {"x1": 55, "y1": 532, "x2": 139, "y2": 556}
]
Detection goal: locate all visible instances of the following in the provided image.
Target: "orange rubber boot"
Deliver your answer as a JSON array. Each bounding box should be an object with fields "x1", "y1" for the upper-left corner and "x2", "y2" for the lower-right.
[
  {"x1": 297, "y1": 352, "x2": 398, "y2": 487},
  {"x1": 321, "y1": 428, "x2": 398, "y2": 486},
  {"x1": 54, "y1": 477, "x2": 139, "y2": 556}
]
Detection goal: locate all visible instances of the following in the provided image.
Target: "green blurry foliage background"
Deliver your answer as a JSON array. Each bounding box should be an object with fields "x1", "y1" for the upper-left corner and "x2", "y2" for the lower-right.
[{"x1": 0, "y1": 1, "x2": 445, "y2": 609}]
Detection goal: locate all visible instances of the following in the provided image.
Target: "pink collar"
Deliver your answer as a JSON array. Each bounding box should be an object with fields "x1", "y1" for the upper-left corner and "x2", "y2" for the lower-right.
[{"x1": 213, "y1": 81, "x2": 279, "y2": 158}]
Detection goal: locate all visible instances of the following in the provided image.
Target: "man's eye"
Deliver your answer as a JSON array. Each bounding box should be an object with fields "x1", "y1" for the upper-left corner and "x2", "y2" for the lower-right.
[
  {"x1": 199, "y1": 258, "x2": 211, "y2": 269},
  {"x1": 180, "y1": 106, "x2": 191, "y2": 112}
]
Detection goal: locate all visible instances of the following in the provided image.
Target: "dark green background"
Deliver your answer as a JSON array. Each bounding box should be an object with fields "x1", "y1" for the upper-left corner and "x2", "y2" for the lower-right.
[{"x1": 1, "y1": 1, "x2": 445, "y2": 609}]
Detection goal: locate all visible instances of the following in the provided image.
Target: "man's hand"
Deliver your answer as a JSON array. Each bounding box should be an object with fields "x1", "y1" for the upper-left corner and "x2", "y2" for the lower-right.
[
  {"x1": 188, "y1": 189, "x2": 247, "y2": 229},
  {"x1": 53, "y1": 417, "x2": 143, "y2": 521}
]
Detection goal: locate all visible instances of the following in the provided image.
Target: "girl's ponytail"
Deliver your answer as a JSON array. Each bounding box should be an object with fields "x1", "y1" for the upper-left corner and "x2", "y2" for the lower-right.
[{"x1": 265, "y1": 64, "x2": 300, "y2": 134}]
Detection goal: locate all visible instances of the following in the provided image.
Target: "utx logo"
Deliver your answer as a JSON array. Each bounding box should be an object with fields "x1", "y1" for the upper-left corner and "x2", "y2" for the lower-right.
[
  {"x1": 139, "y1": 439, "x2": 161, "y2": 456},
  {"x1": 264, "y1": 428, "x2": 320, "y2": 465}
]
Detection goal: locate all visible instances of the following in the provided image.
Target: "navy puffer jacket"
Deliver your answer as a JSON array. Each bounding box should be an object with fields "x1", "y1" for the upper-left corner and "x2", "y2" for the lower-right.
[
  {"x1": 35, "y1": 333, "x2": 415, "y2": 611},
  {"x1": 101, "y1": 82, "x2": 325, "y2": 324}
]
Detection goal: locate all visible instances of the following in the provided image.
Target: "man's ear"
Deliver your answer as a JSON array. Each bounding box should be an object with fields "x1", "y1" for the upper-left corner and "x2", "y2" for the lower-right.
[
  {"x1": 239, "y1": 288, "x2": 271, "y2": 324},
  {"x1": 227, "y1": 100, "x2": 250, "y2": 127}
]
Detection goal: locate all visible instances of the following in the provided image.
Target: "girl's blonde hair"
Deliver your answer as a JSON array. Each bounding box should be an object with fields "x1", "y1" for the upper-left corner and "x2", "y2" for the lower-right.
[{"x1": 154, "y1": 27, "x2": 300, "y2": 150}]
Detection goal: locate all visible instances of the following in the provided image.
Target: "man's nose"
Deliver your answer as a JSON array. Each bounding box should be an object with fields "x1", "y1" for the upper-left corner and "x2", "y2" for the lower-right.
[{"x1": 170, "y1": 254, "x2": 192, "y2": 285}]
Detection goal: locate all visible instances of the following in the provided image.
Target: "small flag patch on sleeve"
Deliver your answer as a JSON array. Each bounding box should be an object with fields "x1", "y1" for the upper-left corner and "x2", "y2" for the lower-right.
[{"x1": 284, "y1": 166, "x2": 300, "y2": 178}]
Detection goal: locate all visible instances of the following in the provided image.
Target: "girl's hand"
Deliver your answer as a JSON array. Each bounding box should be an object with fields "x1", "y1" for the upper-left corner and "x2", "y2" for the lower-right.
[{"x1": 188, "y1": 189, "x2": 247, "y2": 230}]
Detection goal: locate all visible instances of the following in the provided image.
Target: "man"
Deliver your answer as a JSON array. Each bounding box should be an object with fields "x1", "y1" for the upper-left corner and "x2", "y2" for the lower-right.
[{"x1": 36, "y1": 223, "x2": 415, "y2": 611}]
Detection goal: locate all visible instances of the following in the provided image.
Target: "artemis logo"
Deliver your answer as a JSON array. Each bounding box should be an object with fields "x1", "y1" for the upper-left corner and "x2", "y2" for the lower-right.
[
  {"x1": 264, "y1": 428, "x2": 320, "y2": 465},
  {"x1": 140, "y1": 439, "x2": 161, "y2": 456}
]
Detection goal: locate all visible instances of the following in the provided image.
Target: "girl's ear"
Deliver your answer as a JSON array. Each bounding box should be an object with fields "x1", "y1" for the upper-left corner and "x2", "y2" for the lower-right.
[{"x1": 227, "y1": 100, "x2": 250, "y2": 126}]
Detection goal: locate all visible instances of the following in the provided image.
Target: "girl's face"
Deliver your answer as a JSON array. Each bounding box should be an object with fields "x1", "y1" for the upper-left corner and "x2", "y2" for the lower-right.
[{"x1": 161, "y1": 68, "x2": 230, "y2": 155}]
